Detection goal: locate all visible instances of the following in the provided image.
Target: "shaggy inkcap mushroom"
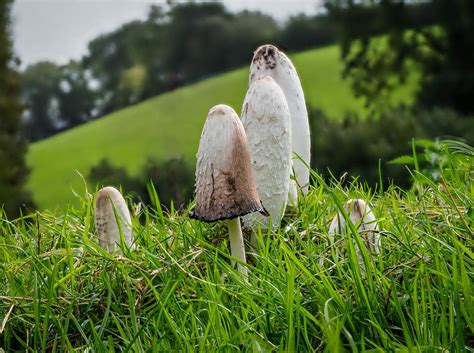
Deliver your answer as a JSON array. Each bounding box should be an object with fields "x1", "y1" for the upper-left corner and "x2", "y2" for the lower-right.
[
  {"x1": 250, "y1": 44, "x2": 311, "y2": 201},
  {"x1": 190, "y1": 104, "x2": 267, "y2": 277},
  {"x1": 328, "y1": 199, "x2": 380, "y2": 272},
  {"x1": 95, "y1": 186, "x2": 134, "y2": 253},
  {"x1": 241, "y1": 75, "x2": 291, "y2": 230}
]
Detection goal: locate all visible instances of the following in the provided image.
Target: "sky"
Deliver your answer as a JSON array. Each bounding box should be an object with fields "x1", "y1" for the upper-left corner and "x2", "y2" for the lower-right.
[{"x1": 12, "y1": 0, "x2": 323, "y2": 68}]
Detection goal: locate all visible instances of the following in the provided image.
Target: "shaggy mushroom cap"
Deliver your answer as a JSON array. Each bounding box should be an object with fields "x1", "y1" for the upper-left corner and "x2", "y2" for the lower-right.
[
  {"x1": 250, "y1": 44, "x2": 311, "y2": 194},
  {"x1": 190, "y1": 104, "x2": 268, "y2": 222},
  {"x1": 95, "y1": 186, "x2": 133, "y2": 251},
  {"x1": 241, "y1": 75, "x2": 291, "y2": 229},
  {"x1": 329, "y1": 198, "x2": 380, "y2": 253}
]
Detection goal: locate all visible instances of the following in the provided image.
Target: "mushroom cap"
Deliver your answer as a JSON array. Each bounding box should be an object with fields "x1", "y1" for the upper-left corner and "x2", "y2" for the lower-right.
[
  {"x1": 190, "y1": 104, "x2": 268, "y2": 222},
  {"x1": 95, "y1": 186, "x2": 133, "y2": 251},
  {"x1": 241, "y1": 76, "x2": 291, "y2": 229},
  {"x1": 250, "y1": 44, "x2": 311, "y2": 194},
  {"x1": 328, "y1": 198, "x2": 380, "y2": 252}
]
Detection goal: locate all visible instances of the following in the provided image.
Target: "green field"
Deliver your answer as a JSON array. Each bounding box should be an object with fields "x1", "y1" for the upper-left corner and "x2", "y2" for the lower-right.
[
  {"x1": 2, "y1": 144, "x2": 473, "y2": 350},
  {"x1": 27, "y1": 45, "x2": 417, "y2": 210}
]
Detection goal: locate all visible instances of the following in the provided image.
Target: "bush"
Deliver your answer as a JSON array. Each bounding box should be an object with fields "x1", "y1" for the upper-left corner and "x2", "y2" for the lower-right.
[
  {"x1": 309, "y1": 106, "x2": 474, "y2": 188},
  {"x1": 142, "y1": 157, "x2": 194, "y2": 210},
  {"x1": 88, "y1": 157, "x2": 195, "y2": 211},
  {"x1": 88, "y1": 158, "x2": 143, "y2": 199}
]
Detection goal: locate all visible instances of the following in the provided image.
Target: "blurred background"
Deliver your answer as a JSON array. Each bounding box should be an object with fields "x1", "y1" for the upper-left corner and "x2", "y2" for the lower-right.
[{"x1": 1, "y1": 0, "x2": 473, "y2": 216}]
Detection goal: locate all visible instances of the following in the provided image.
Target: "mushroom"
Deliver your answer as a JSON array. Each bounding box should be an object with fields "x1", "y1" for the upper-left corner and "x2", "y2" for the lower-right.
[
  {"x1": 95, "y1": 186, "x2": 134, "y2": 253},
  {"x1": 250, "y1": 44, "x2": 311, "y2": 200},
  {"x1": 190, "y1": 104, "x2": 268, "y2": 278},
  {"x1": 328, "y1": 199, "x2": 380, "y2": 271},
  {"x1": 241, "y1": 75, "x2": 291, "y2": 230}
]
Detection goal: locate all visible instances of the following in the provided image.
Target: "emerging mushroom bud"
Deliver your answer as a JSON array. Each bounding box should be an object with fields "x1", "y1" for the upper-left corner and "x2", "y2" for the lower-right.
[
  {"x1": 250, "y1": 44, "x2": 311, "y2": 199},
  {"x1": 190, "y1": 104, "x2": 268, "y2": 278},
  {"x1": 328, "y1": 199, "x2": 380, "y2": 270},
  {"x1": 95, "y1": 186, "x2": 134, "y2": 253},
  {"x1": 241, "y1": 75, "x2": 291, "y2": 230}
]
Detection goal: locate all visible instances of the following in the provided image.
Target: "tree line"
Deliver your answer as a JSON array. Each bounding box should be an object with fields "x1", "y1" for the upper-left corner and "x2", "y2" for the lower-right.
[
  {"x1": 326, "y1": 0, "x2": 474, "y2": 115},
  {"x1": 21, "y1": 2, "x2": 338, "y2": 141},
  {"x1": 23, "y1": 0, "x2": 470, "y2": 143}
]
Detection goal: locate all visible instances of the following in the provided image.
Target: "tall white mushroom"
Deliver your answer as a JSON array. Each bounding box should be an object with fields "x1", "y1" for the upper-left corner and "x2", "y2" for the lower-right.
[
  {"x1": 250, "y1": 44, "x2": 311, "y2": 199},
  {"x1": 190, "y1": 104, "x2": 268, "y2": 278},
  {"x1": 241, "y1": 75, "x2": 291, "y2": 230},
  {"x1": 328, "y1": 199, "x2": 380, "y2": 271},
  {"x1": 95, "y1": 186, "x2": 134, "y2": 253}
]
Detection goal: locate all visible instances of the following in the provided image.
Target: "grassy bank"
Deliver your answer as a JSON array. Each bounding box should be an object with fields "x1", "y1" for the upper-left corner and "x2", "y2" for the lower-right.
[{"x1": 2, "y1": 147, "x2": 472, "y2": 351}]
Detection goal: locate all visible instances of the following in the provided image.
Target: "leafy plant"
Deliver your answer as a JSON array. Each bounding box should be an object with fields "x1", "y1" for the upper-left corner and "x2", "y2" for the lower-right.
[{"x1": 391, "y1": 139, "x2": 473, "y2": 184}]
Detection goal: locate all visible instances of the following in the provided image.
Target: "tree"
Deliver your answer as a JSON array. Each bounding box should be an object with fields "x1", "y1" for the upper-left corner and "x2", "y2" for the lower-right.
[
  {"x1": 163, "y1": 4, "x2": 279, "y2": 83},
  {"x1": 280, "y1": 14, "x2": 337, "y2": 52},
  {"x1": 326, "y1": 0, "x2": 474, "y2": 115},
  {"x1": 84, "y1": 19, "x2": 167, "y2": 114},
  {"x1": 21, "y1": 62, "x2": 62, "y2": 140},
  {"x1": 57, "y1": 61, "x2": 97, "y2": 129},
  {"x1": 21, "y1": 60, "x2": 97, "y2": 140},
  {"x1": 0, "y1": 0, "x2": 35, "y2": 216}
]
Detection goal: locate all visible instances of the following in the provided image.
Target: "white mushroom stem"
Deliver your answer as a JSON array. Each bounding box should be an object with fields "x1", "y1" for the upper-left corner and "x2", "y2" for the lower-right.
[{"x1": 227, "y1": 217, "x2": 248, "y2": 279}]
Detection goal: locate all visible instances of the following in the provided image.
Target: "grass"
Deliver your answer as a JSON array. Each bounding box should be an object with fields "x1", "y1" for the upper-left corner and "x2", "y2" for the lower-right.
[
  {"x1": 26, "y1": 45, "x2": 418, "y2": 211},
  {"x1": 2, "y1": 144, "x2": 472, "y2": 352}
]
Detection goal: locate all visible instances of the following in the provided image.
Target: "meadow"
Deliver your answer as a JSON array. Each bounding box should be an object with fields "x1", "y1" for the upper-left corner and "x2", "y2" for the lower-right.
[
  {"x1": 26, "y1": 45, "x2": 418, "y2": 211},
  {"x1": 1, "y1": 141, "x2": 472, "y2": 351}
]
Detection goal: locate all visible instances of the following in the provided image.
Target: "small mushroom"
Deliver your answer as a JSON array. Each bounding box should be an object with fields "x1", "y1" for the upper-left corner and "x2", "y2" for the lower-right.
[
  {"x1": 190, "y1": 104, "x2": 268, "y2": 278},
  {"x1": 250, "y1": 44, "x2": 311, "y2": 199},
  {"x1": 95, "y1": 186, "x2": 134, "y2": 253},
  {"x1": 328, "y1": 199, "x2": 380, "y2": 271},
  {"x1": 241, "y1": 75, "x2": 291, "y2": 230}
]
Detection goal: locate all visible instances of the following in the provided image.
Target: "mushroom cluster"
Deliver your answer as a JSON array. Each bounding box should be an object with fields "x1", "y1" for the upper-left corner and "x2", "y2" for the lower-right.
[
  {"x1": 85, "y1": 42, "x2": 387, "y2": 286},
  {"x1": 89, "y1": 45, "x2": 383, "y2": 281}
]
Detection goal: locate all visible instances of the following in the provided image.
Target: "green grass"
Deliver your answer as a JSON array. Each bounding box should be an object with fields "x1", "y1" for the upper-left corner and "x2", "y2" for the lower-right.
[
  {"x1": 2, "y1": 144, "x2": 472, "y2": 351},
  {"x1": 26, "y1": 45, "x2": 418, "y2": 211}
]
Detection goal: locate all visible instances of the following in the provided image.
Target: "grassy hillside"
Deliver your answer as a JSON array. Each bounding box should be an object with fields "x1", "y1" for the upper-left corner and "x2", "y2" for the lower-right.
[
  {"x1": 27, "y1": 45, "x2": 417, "y2": 210},
  {"x1": 2, "y1": 149, "x2": 473, "y2": 350}
]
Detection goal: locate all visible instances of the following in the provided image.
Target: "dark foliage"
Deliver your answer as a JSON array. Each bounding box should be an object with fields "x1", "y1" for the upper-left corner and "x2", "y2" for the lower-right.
[
  {"x1": 22, "y1": 60, "x2": 97, "y2": 141},
  {"x1": 0, "y1": 0, "x2": 35, "y2": 216},
  {"x1": 326, "y1": 0, "x2": 474, "y2": 115},
  {"x1": 88, "y1": 158, "x2": 143, "y2": 199},
  {"x1": 141, "y1": 157, "x2": 194, "y2": 210},
  {"x1": 88, "y1": 157, "x2": 194, "y2": 211},
  {"x1": 280, "y1": 14, "x2": 337, "y2": 52},
  {"x1": 310, "y1": 106, "x2": 474, "y2": 188}
]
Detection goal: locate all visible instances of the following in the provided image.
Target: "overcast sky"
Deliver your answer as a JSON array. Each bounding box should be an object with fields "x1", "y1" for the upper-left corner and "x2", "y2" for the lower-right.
[{"x1": 12, "y1": 0, "x2": 323, "y2": 67}]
